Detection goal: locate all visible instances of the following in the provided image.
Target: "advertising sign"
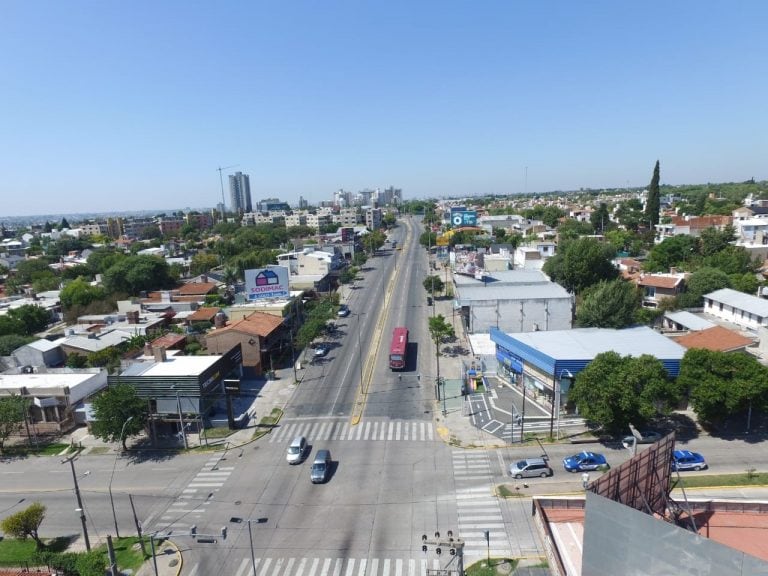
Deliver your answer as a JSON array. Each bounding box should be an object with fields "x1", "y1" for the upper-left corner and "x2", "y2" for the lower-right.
[
  {"x1": 341, "y1": 227, "x2": 354, "y2": 242},
  {"x1": 244, "y1": 266, "x2": 290, "y2": 301},
  {"x1": 451, "y1": 210, "x2": 477, "y2": 227}
]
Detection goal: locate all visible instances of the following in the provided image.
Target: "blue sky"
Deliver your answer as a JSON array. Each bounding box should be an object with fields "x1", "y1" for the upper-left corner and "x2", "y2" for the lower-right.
[{"x1": 2, "y1": 1, "x2": 767, "y2": 217}]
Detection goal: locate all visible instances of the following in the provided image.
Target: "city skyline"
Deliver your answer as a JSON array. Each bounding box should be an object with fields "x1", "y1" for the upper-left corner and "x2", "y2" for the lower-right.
[{"x1": 3, "y1": 1, "x2": 768, "y2": 217}]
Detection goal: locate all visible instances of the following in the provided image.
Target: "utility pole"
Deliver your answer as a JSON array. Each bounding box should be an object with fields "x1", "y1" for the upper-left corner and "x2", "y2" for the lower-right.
[{"x1": 63, "y1": 457, "x2": 91, "y2": 551}]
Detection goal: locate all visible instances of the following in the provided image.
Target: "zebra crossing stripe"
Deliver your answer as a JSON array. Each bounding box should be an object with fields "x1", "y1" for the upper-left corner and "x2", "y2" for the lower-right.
[
  {"x1": 332, "y1": 557, "x2": 343, "y2": 576},
  {"x1": 382, "y1": 558, "x2": 389, "y2": 576},
  {"x1": 233, "y1": 557, "x2": 251, "y2": 576},
  {"x1": 319, "y1": 558, "x2": 331, "y2": 576}
]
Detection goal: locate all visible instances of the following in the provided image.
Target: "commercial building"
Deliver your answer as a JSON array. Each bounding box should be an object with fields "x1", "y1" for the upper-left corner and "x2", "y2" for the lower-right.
[
  {"x1": 229, "y1": 171, "x2": 252, "y2": 213},
  {"x1": 491, "y1": 325, "x2": 687, "y2": 419}
]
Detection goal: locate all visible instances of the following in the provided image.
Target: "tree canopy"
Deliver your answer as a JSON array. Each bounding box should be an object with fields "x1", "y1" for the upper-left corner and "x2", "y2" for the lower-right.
[
  {"x1": 0, "y1": 395, "x2": 26, "y2": 453},
  {"x1": 645, "y1": 160, "x2": 661, "y2": 228},
  {"x1": 677, "y1": 348, "x2": 768, "y2": 427},
  {"x1": 568, "y1": 351, "x2": 680, "y2": 433},
  {"x1": 90, "y1": 384, "x2": 148, "y2": 449},
  {"x1": 1, "y1": 502, "x2": 46, "y2": 549},
  {"x1": 102, "y1": 255, "x2": 174, "y2": 296},
  {"x1": 575, "y1": 280, "x2": 640, "y2": 328},
  {"x1": 542, "y1": 237, "x2": 618, "y2": 293}
]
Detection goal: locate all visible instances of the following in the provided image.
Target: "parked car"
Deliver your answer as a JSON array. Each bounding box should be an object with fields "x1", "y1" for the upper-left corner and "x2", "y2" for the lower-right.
[
  {"x1": 313, "y1": 344, "x2": 330, "y2": 358},
  {"x1": 286, "y1": 436, "x2": 308, "y2": 465},
  {"x1": 509, "y1": 458, "x2": 553, "y2": 479},
  {"x1": 672, "y1": 450, "x2": 707, "y2": 471},
  {"x1": 622, "y1": 430, "x2": 663, "y2": 445},
  {"x1": 337, "y1": 304, "x2": 350, "y2": 317},
  {"x1": 310, "y1": 449, "x2": 332, "y2": 483},
  {"x1": 563, "y1": 451, "x2": 608, "y2": 472}
]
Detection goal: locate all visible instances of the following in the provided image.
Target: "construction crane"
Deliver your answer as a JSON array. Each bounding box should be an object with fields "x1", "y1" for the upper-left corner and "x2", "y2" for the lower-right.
[{"x1": 217, "y1": 164, "x2": 239, "y2": 216}]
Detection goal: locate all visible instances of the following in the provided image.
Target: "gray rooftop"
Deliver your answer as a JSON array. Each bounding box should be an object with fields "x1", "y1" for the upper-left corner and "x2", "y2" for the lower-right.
[
  {"x1": 60, "y1": 329, "x2": 134, "y2": 353},
  {"x1": 705, "y1": 288, "x2": 768, "y2": 317},
  {"x1": 27, "y1": 339, "x2": 60, "y2": 352},
  {"x1": 510, "y1": 326, "x2": 687, "y2": 361},
  {"x1": 457, "y1": 282, "x2": 571, "y2": 303},
  {"x1": 664, "y1": 311, "x2": 715, "y2": 331},
  {"x1": 453, "y1": 269, "x2": 551, "y2": 288}
]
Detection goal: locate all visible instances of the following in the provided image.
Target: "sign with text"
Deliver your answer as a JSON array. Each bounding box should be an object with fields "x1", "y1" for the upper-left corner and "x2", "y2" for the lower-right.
[
  {"x1": 450, "y1": 210, "x2": 477, "y2": 227},
  {"x1": 244, "y1": 266, "x2": 290, "y2": 301}
]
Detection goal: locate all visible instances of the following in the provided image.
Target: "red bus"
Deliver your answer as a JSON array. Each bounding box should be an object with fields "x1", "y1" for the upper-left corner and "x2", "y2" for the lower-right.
[{"x1": 389, "y1": 327, "x2": 409, "y2": 370}]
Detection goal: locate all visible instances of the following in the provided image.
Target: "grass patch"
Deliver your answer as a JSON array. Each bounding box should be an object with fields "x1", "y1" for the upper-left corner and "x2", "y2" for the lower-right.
[
  {"x1": 1, "y1": 442, "x2": 71, "y2": 457},
  {"x1": 497, "y1": 484, "x2": 527, "y2": 498},
  {"x1": 253, "y1": 408, "x2": 283, "y2": 440},
  {"x1": 466, "y1": 558, "x2": 518, "y2": 575},
  {"x1": 87, "y1": 446, "x2": 111, "y2": 455},
  {"x1": 0, "y1": 536, "x2": 70, "y2": 566},
  {"x1": 203, "y1": 427, "x2": 233, "y2": 440},
  {"x1": 673, "y1": 471, "x2": 768, "y2": 488},
  {"x1": 95, "y1": 536, "x2": 151, "y2": 572}
]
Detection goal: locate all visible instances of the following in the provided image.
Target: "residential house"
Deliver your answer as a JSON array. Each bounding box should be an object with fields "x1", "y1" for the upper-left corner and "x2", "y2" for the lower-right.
[
  {"x1": 634, "y1": 273, "x2": 686, "y2": 308},
  {"x1": 206, "y1": 312, "x2": 286, "y2": 376},
  {"x1": 703, "y1": 288, "x2": 768, "y2": 331},
  {"x1": 672, "y1": 325, "x2": 755, "y2": 353}
]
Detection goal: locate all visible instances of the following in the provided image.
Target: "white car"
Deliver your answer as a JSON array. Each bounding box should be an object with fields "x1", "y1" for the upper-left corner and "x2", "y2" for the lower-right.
[{"x1": 313, "y1": 344, "x2": 329, "y2": 358}]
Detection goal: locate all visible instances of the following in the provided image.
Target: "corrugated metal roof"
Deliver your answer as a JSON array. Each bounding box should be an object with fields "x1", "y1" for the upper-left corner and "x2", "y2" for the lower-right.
[
  {"x1": 454, "y1": 269, "x2": 550, "y2": 288},
  {"x1": 457, "y1": 282, "x2": 571, "y2": 302},
  {"x1": 706, "y1": 288, "x2": 768, "y2": 316},
  {"x1": 664, "y1": 311, "x2": 715, "y2": 331}
]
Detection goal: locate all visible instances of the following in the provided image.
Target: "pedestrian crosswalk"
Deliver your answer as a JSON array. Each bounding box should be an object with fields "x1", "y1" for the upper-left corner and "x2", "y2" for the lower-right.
[
  {"x1": 268, "y1": 419, "x2": 435, "y2": 444},
  {"x1": 187, "y1": 556, "x2": 456, "y2": 576},
  {"x1": 153, "y1": 455, "x2": 234, "y2": 533},
  {"x1": 452, "y1": 450, "x2": 511, "y2": 558}
]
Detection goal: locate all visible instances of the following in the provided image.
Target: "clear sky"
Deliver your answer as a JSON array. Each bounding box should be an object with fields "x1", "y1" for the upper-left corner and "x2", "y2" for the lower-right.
[{"x1": 3, "y1": 1, "x2": 767, "y2": 217}]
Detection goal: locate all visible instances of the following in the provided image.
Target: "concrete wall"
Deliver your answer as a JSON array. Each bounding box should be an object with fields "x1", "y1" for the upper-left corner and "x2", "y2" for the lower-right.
[
  {"x1": 467, "y1": 297, "x2": 572, "y2": 334},
  {"x1": 582, "y1": 492, "x2": 768, "y2": 576}
]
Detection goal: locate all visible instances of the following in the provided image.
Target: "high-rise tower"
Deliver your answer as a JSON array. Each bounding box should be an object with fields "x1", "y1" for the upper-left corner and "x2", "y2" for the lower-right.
[{"x1": 228, "y1": 172, "x2": 252, "y2": 213}]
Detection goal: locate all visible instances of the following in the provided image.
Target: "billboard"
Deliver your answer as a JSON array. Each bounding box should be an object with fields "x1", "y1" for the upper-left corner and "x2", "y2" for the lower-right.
[
  {"x1": 450, "y1": 210, "x2": 477, "y2": 227},
  {"x1": 244, "y1": 266, "x2": 290, "y2": 301},
  {"x1": 341, "y1": 227, "x2": 354, "y2": 242}
]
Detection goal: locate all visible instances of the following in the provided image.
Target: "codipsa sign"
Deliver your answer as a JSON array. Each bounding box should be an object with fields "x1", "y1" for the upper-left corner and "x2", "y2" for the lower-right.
[
  {"x1": 244, "y1": 266, "x2": 290, "y2": 301},
  {"x1": 450, "y1": 208, "x2": 477, "y2": 227}
]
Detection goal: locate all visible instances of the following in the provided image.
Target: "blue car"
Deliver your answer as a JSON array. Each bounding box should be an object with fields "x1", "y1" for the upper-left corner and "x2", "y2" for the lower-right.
[
  {"x1": 563, "y1": 451, "x2": 608, "y2": 472},
  {"x1": 672, "y1": 450, "x2": 707, "y2": 471}
]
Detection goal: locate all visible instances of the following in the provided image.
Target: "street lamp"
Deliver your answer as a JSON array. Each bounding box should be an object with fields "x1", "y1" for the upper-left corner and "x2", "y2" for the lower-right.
[
  {"x1": 108, "y1": 416, "x2": 134, "y2": 538},
  {"x1": 62, "y1": 457, "x2": 91, "y2": 551},
  {"x1": 170, "y1": 385, "x2": 188, "y2": 449}
]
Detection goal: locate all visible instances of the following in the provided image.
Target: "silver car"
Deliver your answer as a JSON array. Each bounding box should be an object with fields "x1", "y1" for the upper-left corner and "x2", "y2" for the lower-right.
[{"x1": 509, "y1": 458, "x2": 553, "y2": 479}]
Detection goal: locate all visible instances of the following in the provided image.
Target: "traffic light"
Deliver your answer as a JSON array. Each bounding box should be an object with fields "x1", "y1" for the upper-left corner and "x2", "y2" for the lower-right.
[
  {"x1": 436, "y1": 547, "x2": 442, "y2": 555},
  {"x1": 450, "y1": 548, "x2": 456, "y2": 556}
]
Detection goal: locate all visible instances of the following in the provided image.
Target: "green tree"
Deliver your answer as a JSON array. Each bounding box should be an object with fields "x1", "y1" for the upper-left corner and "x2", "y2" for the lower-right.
[
  {"x1": 190, "y1": 252, "x2": 220, "y2": 276},
  {"x1": 102, "y1": 255, "x2": 174, "y2": 295},
  {"x1": 645, "y1": 160, "x2": 661, "y2": 228},
  {"x1": 555, "y1": 219, "x2": 594, "y2": 241},
  {"x1": 542, "y1": 237, "x2": 617, "y2": 293},
  {"x1": 590, "y1": 203, "x2": 612, "y2": 234},
  {"x1": 1, "y1": 502, "x2": 46, "y2": 549},
  {"x1": 0, "y1": 334, "x2": 35, "y2": 356},
  {"x1": 60, "y1": 278, "x2": 107, "y2": 309},
  {"x1": 14, "y1": 258, "x2": 55, "y2": 285},
  {"x1": 575, "y1": 280, "x2": 640, "y2": 328},
  {"x1": 704, "y1": 244, "x2": 757, "y2": 275},
  {"x1": 6, "y1": 305, "x2": 51, "y2": 336},
  {"x1": 699, "y1": 225, "x2": 736, "y2": 257},
  {"x1": 87, "y1": 249, "x2": 126, "y2": 274},
  {"x1": 614, "y1": 198, "x2": 645, "y2": 231},
  {"x1": 428, "y1": 314, "x2": 455, "y2": 383},
  {"x1": 678, "y1": 348, "x2": 768, "y2": 426},
  {"x1": 0, "y1": 395, "x2": 26, "y2": 453},
  {"x1": 643, "y1": 235, "x2": 698, "y2": 273},
  {"x1": 679, "y1": 267, "x2": 730, "y2": 308},
  {"x1": 423, "y1": 275, "x2": 445, "y2": 296},
  {"x1": 90, "y1": 384, "x2": 148, "y2": 449},
  {"x1": 568, "y1": 351, "x2": 678, "y2": 433}
]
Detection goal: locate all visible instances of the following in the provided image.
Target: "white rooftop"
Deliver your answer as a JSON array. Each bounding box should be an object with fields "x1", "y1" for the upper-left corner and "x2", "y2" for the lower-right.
[
  {"x1": 664, "y1": 311, "x2": 716, "y2": 331},
  {"x1": 508, "y1": 326, "x2": 687, "y2": 361},
  {"x1": 125, "y1": 355, "x2": 220, "y2": 377},
  {"x1": 705, "y1": 288, "x2": 768, "y2": 317},
  {"x1": 458, "y1": 282, "x2": 571, "y2": 302}
]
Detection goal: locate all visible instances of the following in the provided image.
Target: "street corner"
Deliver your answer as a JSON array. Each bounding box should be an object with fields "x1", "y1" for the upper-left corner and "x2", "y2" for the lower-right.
[{"x1": 139, "y1": 538, "x2": 182, "y2": 576}]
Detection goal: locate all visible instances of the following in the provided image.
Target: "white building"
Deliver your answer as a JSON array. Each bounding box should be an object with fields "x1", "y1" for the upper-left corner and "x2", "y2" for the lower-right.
[{"x1": 703, "y1": 288, "x2": 768, "y2": 331}]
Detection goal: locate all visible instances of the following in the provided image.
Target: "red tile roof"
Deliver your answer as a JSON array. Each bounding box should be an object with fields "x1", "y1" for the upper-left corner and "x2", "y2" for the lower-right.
[
  {"x1": 188, "y1": 307, "x2": 221, "y2": 322},
  {"x1": 636, "y1": 275, "x2": 684, "y2": 289},
  {"x1": 673, "y1": 325, "x2": 754, "y2": 352},
  {"x1": 151, "y1": 333, "x2": 187, "y2": 349},
  {"x1": 671, "y1": 215, "x2": 732, "y2": 229},
  {"x1": 211, "y1": 311, "x2": 284, "y2": 338},
  {"x1": 177, "y1": 281, "x2": 218, "y2": 296}
]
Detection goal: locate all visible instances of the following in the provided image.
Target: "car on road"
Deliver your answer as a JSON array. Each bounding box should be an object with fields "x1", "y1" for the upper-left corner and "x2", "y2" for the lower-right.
[
  {"x1": 509, "y1": 458, "x2": 553, "y2": 479},
  {"x1": 313, "y1": 344, "x2": 330, "y2": 358},
  {"x1": 286, "y1": 436, "x2": 308, "y2": 464},
  {"x1": 337, "y1": 304, "x2": 350, "y2": 317},
  {"x1": 310, "y1": 449, "x2": 332, "y2": 483},
  {"x1": 622, "y1": 430, "x2": 663, "y2": 445},
  {"x1": 563, "y1": 451, "x2": 608, "y2": 472},
  {"x1": 672, "y1": 450, "x2": 707, "y2": 471}
]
